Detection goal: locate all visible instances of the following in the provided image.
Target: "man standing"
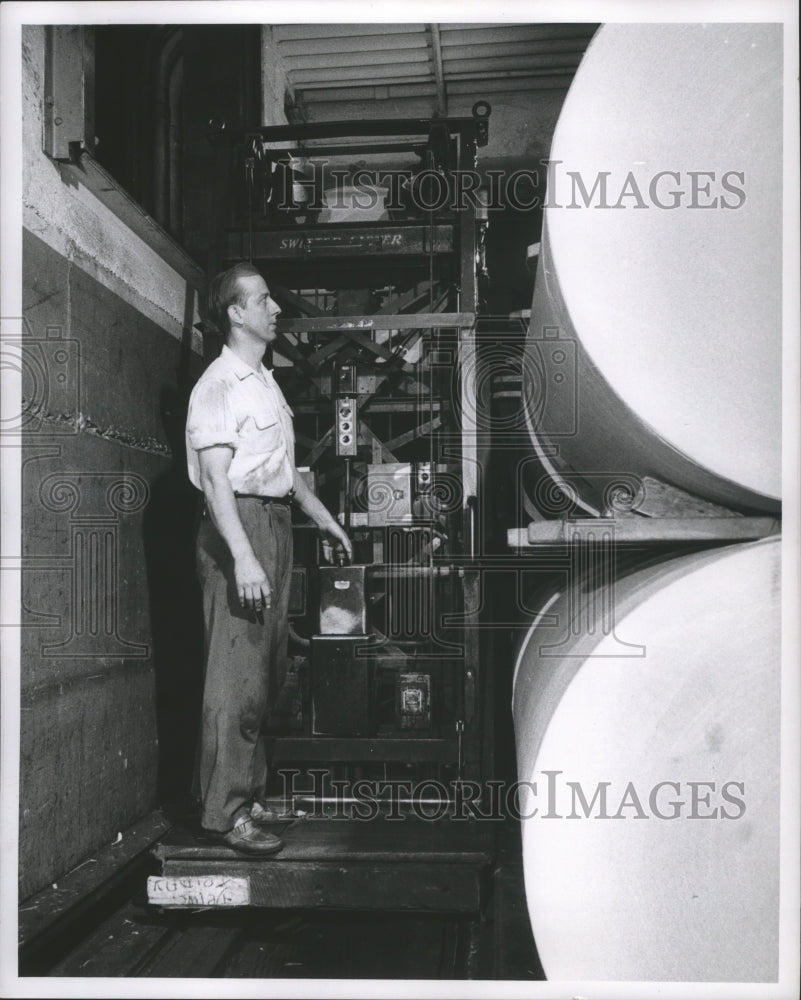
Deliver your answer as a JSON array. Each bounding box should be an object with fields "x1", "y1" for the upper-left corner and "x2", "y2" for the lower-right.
[{"x1": 186, "y1": 262, "x2": 352, "y2": 855}]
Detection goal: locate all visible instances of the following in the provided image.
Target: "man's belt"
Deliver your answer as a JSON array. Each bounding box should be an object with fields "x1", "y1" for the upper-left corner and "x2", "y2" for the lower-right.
[{"x1": 234, "y1": 492, "x2": 294, "y2": 506}]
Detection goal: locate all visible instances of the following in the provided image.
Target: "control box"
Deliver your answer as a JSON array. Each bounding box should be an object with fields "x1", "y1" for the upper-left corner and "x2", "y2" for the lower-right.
[{"x1": 335, "y1": 362, "x2": 358, "y2": 457}]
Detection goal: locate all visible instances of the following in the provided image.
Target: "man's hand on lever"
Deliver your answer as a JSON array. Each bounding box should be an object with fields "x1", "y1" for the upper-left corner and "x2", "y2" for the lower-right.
[
  {"x1": 319, "y1": 517, "x2": 353, "y2": 564},
  {"x1": 292, "y1": 467, "x2": 354, "y2": 564}
]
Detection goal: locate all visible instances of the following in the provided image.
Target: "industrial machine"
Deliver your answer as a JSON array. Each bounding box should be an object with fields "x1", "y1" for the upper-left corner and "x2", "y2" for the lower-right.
[
  {"x1": 208, "y1": 105, "x2": 493, "y2": 803},
  {"x1": 147, "y1": 107, "x2": 499, "y2": 916}
]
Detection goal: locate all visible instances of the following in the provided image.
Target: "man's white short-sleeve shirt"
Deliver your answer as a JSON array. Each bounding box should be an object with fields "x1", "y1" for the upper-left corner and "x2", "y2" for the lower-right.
[{"x1": 186, "y1": 344, "x2": 295, "y2": 496}]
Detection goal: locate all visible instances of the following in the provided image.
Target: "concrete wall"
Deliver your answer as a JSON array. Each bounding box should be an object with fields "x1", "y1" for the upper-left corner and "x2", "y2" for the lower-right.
[{"x1": 19, "y1": 25, "x2": 204, "y2": 899}]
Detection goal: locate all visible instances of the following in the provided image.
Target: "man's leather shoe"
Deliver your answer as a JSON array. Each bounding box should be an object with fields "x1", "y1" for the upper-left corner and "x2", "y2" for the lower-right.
[
  {"x1": 209, "y1": 817, "x2": 283, "y2": 856},
  {"x1": 249, "y1": 800, "x2": 284, "y2": 826}
]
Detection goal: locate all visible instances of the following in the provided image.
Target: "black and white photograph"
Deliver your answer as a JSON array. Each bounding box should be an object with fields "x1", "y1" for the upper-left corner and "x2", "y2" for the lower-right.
[{"x1": 1, "y1": 2, "x2": 799, "y2": 997}]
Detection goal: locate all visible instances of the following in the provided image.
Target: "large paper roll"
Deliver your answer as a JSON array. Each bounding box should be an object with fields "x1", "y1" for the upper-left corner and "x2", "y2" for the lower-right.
[
  {"x1": 523, "y1": 23, "x2": 782, "y2": 514},
  {"x1": 511, "y1": 537, "x2": 780, "y2": 981}
]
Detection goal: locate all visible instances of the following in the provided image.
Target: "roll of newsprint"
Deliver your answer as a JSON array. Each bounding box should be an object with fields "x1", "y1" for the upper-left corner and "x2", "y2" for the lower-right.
[
  {"x1": 511, "y1": 536, "x2": 780, "y2": 981},
  {"x1": 523, "y1": 23, "x2": 782, "y2": 515}
]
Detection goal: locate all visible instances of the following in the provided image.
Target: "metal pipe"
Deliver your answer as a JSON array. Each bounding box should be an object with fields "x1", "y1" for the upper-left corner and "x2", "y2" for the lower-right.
[
  {"x1": 369, "y1": 565, "x2": 453, "y2": 578},
  {"x1": 343, "y1": 456, "x2": 352, "y2": 536},
  {"x1": 209, "y1": 117, "x2": 479, "y2": 144},
  {"x1": 465, "y1": 495, "x2": 477, "y2": 559},
  {"x1": 288, "y1": 622, "x2": 311, "y2": 650},
  {"x1": 428, "y1": 23, "x2": 447, "y2": 116}
]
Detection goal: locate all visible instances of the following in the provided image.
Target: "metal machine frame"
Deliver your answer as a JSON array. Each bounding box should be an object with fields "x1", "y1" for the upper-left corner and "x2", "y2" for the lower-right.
[{"x1": 208, "y1": 108, "x2": 493, "y2": 796}]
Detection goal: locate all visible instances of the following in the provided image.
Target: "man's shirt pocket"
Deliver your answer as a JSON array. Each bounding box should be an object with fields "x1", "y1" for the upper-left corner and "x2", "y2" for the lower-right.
[{"x1": 238, "y1": 414, "x2": 283, "y2": 456}]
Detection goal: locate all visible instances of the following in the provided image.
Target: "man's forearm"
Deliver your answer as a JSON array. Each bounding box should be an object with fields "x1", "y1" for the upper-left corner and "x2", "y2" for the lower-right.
[
  {"x1": 292, "y1": 469, "x2": 353, "y2": 560},
  {"x1": 292, "y1": 469, "x2": 340, "y2": 532},
  {"x1": 201, "y1": 473, "x2": 258, "y2": 562}
]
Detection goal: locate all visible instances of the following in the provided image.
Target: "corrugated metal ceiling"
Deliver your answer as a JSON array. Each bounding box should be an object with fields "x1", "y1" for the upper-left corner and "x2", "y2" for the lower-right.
[{"x1": 274, "y1": 23, "x2": 598, "y2": 112}]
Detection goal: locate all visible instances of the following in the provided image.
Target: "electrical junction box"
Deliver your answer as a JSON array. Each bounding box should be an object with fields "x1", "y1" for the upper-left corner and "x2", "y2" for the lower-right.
[
  {"x1": 367, "y1": 463, "x2": 413, "y2": 526},
  {"x1": 367, "y1": 462, "x2": 453, "y2": 525},
  {"x1": 396, "y1": 672, "x2": 431, "y2": 730}
]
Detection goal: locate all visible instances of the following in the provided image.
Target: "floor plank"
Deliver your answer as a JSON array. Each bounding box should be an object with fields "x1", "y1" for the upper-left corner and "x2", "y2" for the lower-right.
[
  {"x1": 135, "y1": 918, "x2": 243, "y2": 978},
  {"x1": 46, "y1": 900, "x2": 174, "y2": 977},
  {"x1": 40, "y1": 899, "x2": 473, "y2": 980},
  {"x1": 218, "y1": 912, "x2": 464, "y2": 980}
]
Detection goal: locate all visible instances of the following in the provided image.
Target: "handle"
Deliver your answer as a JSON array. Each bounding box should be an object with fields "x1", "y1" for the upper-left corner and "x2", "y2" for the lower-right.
[{"x1": 465, "y1": 494, "x2": 478, "y2": 559}]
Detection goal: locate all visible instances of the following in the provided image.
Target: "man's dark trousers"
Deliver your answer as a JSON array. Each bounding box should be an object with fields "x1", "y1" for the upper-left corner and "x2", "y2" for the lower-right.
[{"x1": 195, "y1": 498, "x2": 293, "y2": 833}]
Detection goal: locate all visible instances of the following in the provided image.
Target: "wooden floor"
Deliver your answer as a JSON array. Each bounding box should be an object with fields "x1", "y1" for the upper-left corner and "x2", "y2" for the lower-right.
[
  {"x1": 19, "y1": 810, "x2": 543, "y2": 981},
  {"x1": 41, "y1": 903, "x2": 481, "y2": 979}
]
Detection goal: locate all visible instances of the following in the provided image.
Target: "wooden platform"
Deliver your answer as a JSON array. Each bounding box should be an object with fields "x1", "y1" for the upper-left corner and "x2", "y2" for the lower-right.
[{"x1": 150, "y1": 814, "x2": 495, "y2": 914}]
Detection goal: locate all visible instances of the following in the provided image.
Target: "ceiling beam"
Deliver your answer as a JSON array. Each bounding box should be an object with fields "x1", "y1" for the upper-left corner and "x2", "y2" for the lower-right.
[{"x1": 297, "y1": 74, "x2": 573, "y2": 105}]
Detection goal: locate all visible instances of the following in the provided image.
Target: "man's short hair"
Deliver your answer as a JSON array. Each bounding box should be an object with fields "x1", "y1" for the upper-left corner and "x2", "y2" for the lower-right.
[{"x1": 208, "y1": 262, "x2": 263, "y2": 336}]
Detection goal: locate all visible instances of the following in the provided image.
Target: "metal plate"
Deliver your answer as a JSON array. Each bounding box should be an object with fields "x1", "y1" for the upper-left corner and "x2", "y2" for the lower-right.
[
  {"x1": 226, "y1": 224, "x2": 455, "y2": 260},
  {"x1": 147, "y1": 875, "x2": 251, "y2": 908}
]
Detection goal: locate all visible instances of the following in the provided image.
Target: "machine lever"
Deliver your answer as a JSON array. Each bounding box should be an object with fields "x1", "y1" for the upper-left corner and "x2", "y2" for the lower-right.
[{"x1": 466, "y1": 495, "x2": 478, "y2": 559}]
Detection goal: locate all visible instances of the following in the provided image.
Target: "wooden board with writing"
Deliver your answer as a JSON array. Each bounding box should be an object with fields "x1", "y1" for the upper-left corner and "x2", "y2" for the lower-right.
[{"x1": 147, "y1": 875, "x2": 250, "y2": 908}]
